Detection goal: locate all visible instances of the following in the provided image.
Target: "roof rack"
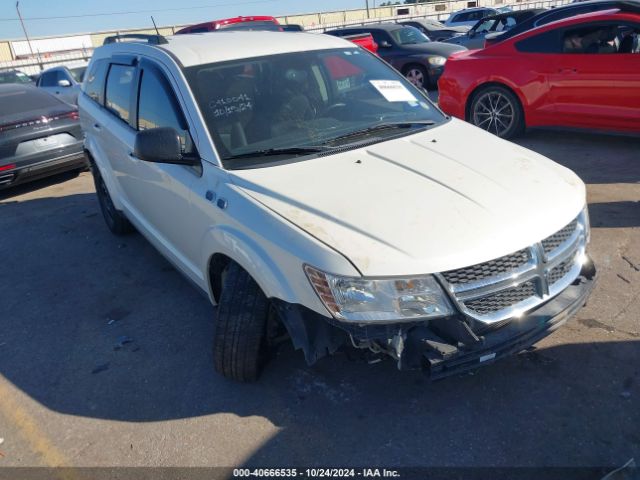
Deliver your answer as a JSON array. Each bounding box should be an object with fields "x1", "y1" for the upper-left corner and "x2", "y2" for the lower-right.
[{"x1": 103, "y1": 34, "x2": 168, "y2": 46}]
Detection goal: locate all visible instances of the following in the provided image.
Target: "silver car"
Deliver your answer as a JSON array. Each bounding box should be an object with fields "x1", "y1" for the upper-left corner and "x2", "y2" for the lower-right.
[{"x1": 36, "y1": 65, "x2": 87, "y2": 105}]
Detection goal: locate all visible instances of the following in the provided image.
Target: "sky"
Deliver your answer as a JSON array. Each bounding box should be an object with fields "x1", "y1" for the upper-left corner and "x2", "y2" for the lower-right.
[{"x1": 0, "y1": 0, "x2": 370, "y2": 40}]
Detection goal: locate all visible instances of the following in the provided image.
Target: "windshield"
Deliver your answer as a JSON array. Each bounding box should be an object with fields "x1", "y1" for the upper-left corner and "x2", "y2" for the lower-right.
[
  {"x1": 69, "y1": 67, "x2": 87, "y2": 82},
  {"x1": 185, "y1": 48, "x2": 445, "y2": 169},
  {"x1": 0, "y1": 70, "x2": 31, "y2": 84},
  {"x1": 390, "y1": 26, "x2": 431, "y2": 45}
]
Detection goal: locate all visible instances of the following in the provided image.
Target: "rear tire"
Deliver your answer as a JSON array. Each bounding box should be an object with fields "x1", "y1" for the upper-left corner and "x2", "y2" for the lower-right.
[
  {"x1": 89, "y1": 158, "x2": 134, "y2": 236},
  {"x1": 469, "y1": 85, "x2": 524, "y2": 139},
  {"x1": 213, "y1": 262, "x2": 274, "y2": 382}
]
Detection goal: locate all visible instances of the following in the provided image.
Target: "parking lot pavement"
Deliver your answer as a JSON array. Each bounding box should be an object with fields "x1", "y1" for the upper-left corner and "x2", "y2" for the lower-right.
[{"x1": 0, "y1": 130, "x2": 638, "y2": 471}]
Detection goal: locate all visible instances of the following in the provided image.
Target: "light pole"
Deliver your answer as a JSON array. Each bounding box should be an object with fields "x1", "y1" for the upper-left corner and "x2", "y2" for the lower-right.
[
  {"x1": 15, "y1": 1, "x2": 34, "y2": 58},
  {"x1": 365, "y1": 0, "x2": 370, "y2": 18}
]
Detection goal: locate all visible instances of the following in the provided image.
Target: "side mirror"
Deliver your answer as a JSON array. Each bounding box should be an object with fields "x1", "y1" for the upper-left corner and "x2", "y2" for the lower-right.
[
  {"x1": 133, "y1": 127, "x2": 198, "y2": 166},
  {"x1": 57, "y1": 79, "x2": 72, "y2": 87},
  {"x1": 379, "y1": 40, "x2": 393, "y2": 48}
]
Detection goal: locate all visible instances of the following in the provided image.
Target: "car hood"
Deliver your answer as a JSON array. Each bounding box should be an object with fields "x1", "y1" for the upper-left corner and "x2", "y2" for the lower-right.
[
  {"x1": 401, "y1": 41, "x2": 467, "y2": 56},
  {"x1": 445, "y1": 25, "x2": 472, "y2": 33},
  {"x1": 231, "y1": 119, "x2": 586, "y2": 276}
]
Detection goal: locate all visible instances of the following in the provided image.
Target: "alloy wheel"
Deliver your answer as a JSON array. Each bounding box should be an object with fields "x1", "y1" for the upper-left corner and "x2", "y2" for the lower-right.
[{"x1": 472, "y1": 90, "x2": 515, "y2": 137}]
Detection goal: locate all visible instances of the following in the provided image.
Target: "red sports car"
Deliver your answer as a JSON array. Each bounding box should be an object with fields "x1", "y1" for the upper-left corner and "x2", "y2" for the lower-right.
[{"x1": 438, "y1": 9, "x2": 640, "y2": 138}]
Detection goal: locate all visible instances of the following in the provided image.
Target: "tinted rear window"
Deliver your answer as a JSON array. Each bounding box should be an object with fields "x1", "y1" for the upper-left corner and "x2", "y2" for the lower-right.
[
  {"x1": 0, "y1": 87, "x2": 62, "y2": 118},
  {"x1": 105, "y1": 64, "x2": 135, "y2": 123}
]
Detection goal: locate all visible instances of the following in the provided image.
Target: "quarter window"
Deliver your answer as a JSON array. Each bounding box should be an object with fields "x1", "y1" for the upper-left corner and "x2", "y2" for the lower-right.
[{"x1": 105, "y1": 64, "x2": 135, "y2": 123}]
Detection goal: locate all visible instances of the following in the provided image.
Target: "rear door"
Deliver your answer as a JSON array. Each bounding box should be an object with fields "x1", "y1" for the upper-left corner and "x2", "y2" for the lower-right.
[{"x1": 549, "y1": 21, "x2": 640, "y2": 131}]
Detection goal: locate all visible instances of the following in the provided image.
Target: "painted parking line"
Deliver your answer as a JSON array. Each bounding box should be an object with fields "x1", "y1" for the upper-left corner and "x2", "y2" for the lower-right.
[{"x1": 0, "y1": 379, "x2": 81, "y2": 480}]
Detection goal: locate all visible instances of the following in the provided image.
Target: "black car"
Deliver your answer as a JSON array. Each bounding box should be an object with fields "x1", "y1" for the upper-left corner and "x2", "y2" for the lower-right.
[
  {"x1": 485, "y1": 0, "x2": 640, "y2": 45},
  {"x1": 398, "y1": 18, "x2": 471, "y2": 41},
  {"x1": 0, "y1": 84, "x2": 87, "y2": 190},
  {"x1": 443, "y1": 8, "x2": 546, "y2": 49},
  {"x1": 326, "y1": 24, "x2": 466, "y2": 89},
  {"x1": 0, "y1": 69, "x2": 33, "y2": 85}
]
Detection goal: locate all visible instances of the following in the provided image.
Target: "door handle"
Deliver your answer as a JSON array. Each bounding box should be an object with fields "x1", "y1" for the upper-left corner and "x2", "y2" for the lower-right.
[
  {"x1": 93, "y1": 123, "x2": 101, "y2": 131},
  {"x1": 558, "y1": 68, "x2": 578, "y2": 74}
]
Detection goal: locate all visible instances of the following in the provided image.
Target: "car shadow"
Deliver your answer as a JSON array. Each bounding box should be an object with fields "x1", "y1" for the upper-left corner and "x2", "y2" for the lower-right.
[
  {"x1": 0, "y1": 193, "x2": 639, "y2": 468},
  {"x1": 589, "y1": 201, "x2": 640, "y2": 229},
  {"x1": 0, "y1": 169, "x2": 84, "y2": 201}
]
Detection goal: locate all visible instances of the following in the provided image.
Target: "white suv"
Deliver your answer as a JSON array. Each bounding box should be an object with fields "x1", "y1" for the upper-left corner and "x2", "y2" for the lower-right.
[{"x1": 79, "y1": 32, "x2": 596, "y2": 382}]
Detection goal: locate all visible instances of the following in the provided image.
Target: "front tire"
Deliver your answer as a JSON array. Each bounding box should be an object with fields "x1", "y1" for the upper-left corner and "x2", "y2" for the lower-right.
[
  {"x1": 213, "y1": 262, "x2": 276, "y2": 382},
  {"x1": 469, "y1": 85, "x2": 524, "y2": 139},
  {"x1": 403, "y1": 64, "x2": 428, "y2": 90}
]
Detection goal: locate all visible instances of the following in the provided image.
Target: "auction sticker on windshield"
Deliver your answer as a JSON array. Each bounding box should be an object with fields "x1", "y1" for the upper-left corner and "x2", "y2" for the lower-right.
[{"x1": 369, "y1": 80, "x2": 416, "y2": 102}]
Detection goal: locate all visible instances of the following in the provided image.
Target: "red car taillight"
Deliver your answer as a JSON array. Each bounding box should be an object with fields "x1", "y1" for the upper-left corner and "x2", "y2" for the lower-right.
[
  {"x1": 0, "y1": 110, "x2": 79, "y2": 133},
  {"x1": 0, "y1": 164, "x2": 16, "y2": 172}
]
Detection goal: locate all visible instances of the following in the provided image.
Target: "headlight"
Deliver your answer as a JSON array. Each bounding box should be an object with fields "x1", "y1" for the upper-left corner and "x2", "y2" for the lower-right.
[
  {"x1": 304, "y1": 265, "x2": 454, "y2": 323},
  {"x1": 427, "y1": 56, "x2": 447, "y2": 66}
]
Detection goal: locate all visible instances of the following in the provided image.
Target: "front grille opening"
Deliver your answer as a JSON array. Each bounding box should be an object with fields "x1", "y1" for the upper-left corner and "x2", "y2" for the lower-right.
[
  {"x1": 542, "y1": 219, "x2": 578, "y2": 254},
  {"x1": 548, "y1": 256, "x2": 576, "y2": 285},
  {"x1": 441, "y1": 249, "x2": 530, "y2": 285},
  {"x1": 463, "y1": 281, "x2": 537, "y2": 316}
]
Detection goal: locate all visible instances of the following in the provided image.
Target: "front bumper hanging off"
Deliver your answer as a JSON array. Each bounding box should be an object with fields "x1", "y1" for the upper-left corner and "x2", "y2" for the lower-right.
[{"x1": 273, "y1": 259, "x2": 596, "y2": 380}]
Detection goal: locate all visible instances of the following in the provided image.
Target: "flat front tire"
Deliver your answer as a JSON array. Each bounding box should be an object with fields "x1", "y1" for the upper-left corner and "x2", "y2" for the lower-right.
[
  {"x1": 469, "y1": 86, "x2": 524, "y2": 139},
  {"x1": 213, "y1": 262, "x2": 274, "y2": 382}
]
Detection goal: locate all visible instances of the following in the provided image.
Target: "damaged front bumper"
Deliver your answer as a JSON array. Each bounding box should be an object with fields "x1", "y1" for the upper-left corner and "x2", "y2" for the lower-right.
[{"x1": 272, "y1": 259, "x2": 596, "y2": 380}]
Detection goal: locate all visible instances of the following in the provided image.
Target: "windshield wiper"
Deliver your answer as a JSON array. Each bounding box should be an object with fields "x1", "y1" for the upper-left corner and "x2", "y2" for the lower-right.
[
  {"x1": 225, "y1": 146, "x2": 332, "y2": 161},
  {"x1": 326, "y1": 120, "x2": 436, "y2": 145}
]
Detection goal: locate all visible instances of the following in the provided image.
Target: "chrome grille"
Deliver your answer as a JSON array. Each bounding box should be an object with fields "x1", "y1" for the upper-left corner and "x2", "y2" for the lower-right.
[
  {"x1": 465, "y1": 281, "x2": 536, "y2": 315},
  {"x1": 437, "y1": 211, "x2": 588, "y2": 324},
  {"x1": 549, "y1": 255, "x2": 576, "y2": 286},
  {"x1": 542, "y1": 219, "x2": 578, "y2": 254},
  {"x1": 441, "y1": 249, "x2": 529, "y2": 284}
]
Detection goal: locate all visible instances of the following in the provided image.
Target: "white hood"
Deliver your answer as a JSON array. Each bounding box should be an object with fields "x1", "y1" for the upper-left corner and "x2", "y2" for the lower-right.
[{"x1": 231, "y1": 119, "x2": 586, "y2": 276}]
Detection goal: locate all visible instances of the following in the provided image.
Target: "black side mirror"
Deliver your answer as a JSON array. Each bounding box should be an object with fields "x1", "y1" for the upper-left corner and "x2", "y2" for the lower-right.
[
  {"x1": 133, "y1": 127, "x2": 198, "y2": 166},
  {"x1": 379, "y1": 40, "x2": 393, "y2": 48}
]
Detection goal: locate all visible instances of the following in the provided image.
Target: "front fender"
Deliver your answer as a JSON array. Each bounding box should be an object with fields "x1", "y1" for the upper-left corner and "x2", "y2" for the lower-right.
[{"x1": 200, "y1": 224, "x2": 297, "y2": 305}]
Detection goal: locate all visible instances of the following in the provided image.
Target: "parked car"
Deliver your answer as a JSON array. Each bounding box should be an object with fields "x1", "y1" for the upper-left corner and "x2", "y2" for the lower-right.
[
  {"x1": 326, "y1": 24, "x2": 466, "y2": 89},
  {"x1": 444, "y1": 9, "x2": 546, "y2": 49},
  {"x1": 0, "y1": 69, "x2": 33, "y2": 85},
  {"x1": 0, "y1": 83, "x2": 86, "y2": 189},
  {"x1": 175, "y1": 16, "x2": 282, "y2": 34},
  {"x1": 399, "y1": 18, "x2": 471, "y2": 42},
  {"x1": 438, "y1": 10, "x2": 640, "y2": 138},
  {"x1": 79, "y1": 31, "x2": 595, "y2": 382},
  {"x1": 36, "y1": 64, "x2": 87, "y2": 105},
  {"x1": 484, "y1": 0, "x2": 640, "y2": 46},
  {"x1": 443, "y1": 7, "x2": 507, "y2": 28}
]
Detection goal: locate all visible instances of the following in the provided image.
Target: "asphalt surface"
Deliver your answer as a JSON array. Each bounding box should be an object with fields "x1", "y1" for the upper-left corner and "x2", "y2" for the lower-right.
[{"x1": 0, "y1": 128, "x2": 638, "y2": 474}]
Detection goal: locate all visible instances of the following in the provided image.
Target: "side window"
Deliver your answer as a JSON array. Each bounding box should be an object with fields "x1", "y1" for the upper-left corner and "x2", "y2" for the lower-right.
[
  {"x1": 562, "y1": 23, "x2": 640, "y2": 54},
  {"x1": 137, "y1": 67, "x2": 193, "y2": 153},
  {"x1": 369, "y1": 31, "x2": 392, "y2": 46},
  {"x1": 105, "y1": 64, "x2": 135, "y2": 123},
  {"x1": 39, "y1": 71, "x2": 60, "y2": 87},
  {"x1": 84, "y1": 60, "x2": 109, "y2": 104},
  {"x1": 515, "y1": 30, "x2": 562, "y2": 53},
  {"x1": 452, "y1": 13, "x2": 466, "y2": 23}
]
